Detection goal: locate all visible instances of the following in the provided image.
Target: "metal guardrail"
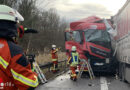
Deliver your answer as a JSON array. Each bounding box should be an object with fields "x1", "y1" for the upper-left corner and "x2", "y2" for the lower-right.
[{"x1": 39, "y1": 60, "x2": 67, "y2": 72}]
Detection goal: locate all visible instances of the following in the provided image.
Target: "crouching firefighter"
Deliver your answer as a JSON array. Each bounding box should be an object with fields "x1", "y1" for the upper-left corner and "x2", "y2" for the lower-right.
[
  {"x1": 51, "y1": 45, "x2": 60, "y2": 73},
  {"x1": 0, "y1": 5, "x2": 38, "y2": 90},
  {"x1": 67, "y1": 46, "x2": 80, "y2": 81}
]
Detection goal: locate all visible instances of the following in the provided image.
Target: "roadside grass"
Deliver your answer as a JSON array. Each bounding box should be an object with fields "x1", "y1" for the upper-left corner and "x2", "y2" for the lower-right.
[
  {"x1": 36, "y1": 52, "x2": 67, "y2": 65},
  {"x1": 35, "y1": 52, "x2": 68, "y2": 79}
]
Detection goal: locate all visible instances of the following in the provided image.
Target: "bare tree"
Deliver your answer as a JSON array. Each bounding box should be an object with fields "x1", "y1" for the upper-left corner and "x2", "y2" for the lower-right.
[
  {"x1": 0, "y1": 0, "x2": 19, "y2": 8},
  {"x1": 0, "y1": 0, "x2": 68, "y2": 54}
]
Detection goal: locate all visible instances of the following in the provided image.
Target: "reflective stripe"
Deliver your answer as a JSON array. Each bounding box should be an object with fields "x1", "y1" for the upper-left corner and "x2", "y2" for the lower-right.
[
  {"x1": 0, "y1": 12, "x2": 15, "y2": 16},
  {"x1": 11, "y1": 69, "x2": 39, "y2": 87},
  {"x1": 0, "y1": 56, "x2": 9, "y2": 69},
  {"x1": 32, "y1": 67, "x2": 35, "y2": 72},
  {"x1": 56, "y1": 48, "x2": 59, "y2": 51},
  {"x1": 71, "y1": 74, "x2": 76, "y2": 77},
  {"x1": 52, "y1": 59, "x2": 57, "y2": 61},
  {"x1": 72, "y1": 52, "x2": 78, "y2": 62},
  {"x1": 71, "y1": 52, "x2": 79, "y2": 66},
  {"x1": 67, "y1": 57, "x2": 71, "y2": 64},
  {"x1": 24, "y1": 28, "x2": 28, "y2": 31},
  {"x1": 84, "y1": 70, "x2": 88, "y2": 71}
]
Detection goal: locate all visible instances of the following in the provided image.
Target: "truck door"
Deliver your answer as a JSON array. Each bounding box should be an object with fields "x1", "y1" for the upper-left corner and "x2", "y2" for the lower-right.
[{"x1": 65, "y1": 31, "x2": 83, "y2": 54}]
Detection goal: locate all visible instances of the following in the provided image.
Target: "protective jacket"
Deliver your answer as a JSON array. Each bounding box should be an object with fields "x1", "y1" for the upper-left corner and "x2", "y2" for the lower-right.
[
  {"x1": 68, "y1": 52, "x2": 79, "y2": 67},
  {"x1": 51, "y1": 48, "x2": 59, "y2": 61},
  {"x1": 0, "y1": 38, "x2": 38, "y2": 90},
  {"x1": 67, "y1": 52, "x2": 79, "y2": 79}
]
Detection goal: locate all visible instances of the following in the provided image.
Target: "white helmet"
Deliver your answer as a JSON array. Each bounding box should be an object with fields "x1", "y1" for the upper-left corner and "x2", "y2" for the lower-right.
[
  {"x1": 71, "y1": 46, "x2": 76, "y2": 51},
  {"x1": 0, "y1": 5, "x2": 24, "y2": 22},
  {"x1": 52, "y1": 45, "x2": 56, "y2": 48}
]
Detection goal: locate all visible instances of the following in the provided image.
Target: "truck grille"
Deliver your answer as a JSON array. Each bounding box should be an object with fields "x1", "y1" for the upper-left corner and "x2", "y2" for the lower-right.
[{"x1": 90, "y1": 46, "x2": 110, "y2": 57}]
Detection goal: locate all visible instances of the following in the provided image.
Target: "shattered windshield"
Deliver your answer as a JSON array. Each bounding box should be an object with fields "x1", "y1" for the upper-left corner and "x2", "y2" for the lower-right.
[{"x1": 84, "y1": 29, "x2": 111, "y2": 48}]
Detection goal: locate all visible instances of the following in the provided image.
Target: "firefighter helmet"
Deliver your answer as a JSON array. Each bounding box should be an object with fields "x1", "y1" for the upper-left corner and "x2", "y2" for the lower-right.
[
  {"x1": 52, "y1": 45, "x2": 56, "y2": 48},
  {"x1": 71, "y1": 46, "x2": 76, "y2": 51},
  {"x1": 0, "y1": 5, "x2": 24, "y2": 39},
  {"x1": 0, "y1": 5, "x2": 24, "y2": 22}
]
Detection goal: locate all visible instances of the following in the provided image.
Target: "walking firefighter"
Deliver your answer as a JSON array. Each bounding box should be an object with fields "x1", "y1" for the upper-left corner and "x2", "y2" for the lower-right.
[{"x1": 67, "y1": 46, "x2": 80, "y2": 81}]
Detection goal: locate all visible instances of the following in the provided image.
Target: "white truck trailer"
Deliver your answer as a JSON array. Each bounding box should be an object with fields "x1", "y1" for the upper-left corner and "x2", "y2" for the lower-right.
[{"x1": 112, "y1": 0, "x2": 130, "y2": 83}]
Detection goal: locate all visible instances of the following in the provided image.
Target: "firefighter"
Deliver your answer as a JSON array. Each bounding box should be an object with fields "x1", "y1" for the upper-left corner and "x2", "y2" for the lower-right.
[
  {"x1": 0, "y1": 5, "x2": 38, "y2": 90},
  {"x1": 51, "y1": 45, "x2": 60, "y2": 73},
  {"x1": 67, "y1": 46, "x2": 80, "y2": 81}
]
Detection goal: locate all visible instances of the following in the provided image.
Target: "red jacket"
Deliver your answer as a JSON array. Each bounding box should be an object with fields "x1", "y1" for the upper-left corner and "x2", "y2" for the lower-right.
[
  {"x1": 0, "y1": 39, "x2": 38, "y2": 90},
  {"x1": 51, "y1": 49, "x2": 59, "y2": 61}
]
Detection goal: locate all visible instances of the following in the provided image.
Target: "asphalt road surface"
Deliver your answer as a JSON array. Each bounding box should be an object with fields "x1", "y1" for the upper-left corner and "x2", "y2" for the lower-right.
[{"x1": 36, "y1": 72, "x2": 130, "y2": 90}]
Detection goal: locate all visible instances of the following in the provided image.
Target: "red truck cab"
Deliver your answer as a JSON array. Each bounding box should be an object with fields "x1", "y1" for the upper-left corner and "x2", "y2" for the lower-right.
[{"x1": 65, "y1": 16, "x2": 117, "y2": 73}]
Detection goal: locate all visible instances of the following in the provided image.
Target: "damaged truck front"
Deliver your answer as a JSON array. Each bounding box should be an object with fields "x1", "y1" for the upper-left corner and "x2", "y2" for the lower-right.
[{"x1": 65, "y1": 16, "x2": 118, "y2": 73}]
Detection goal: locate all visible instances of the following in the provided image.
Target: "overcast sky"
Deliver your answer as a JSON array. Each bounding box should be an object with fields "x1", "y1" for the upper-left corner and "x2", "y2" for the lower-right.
[{"x1": 45, "y1": 0, "x2": 127, "y2": 22}]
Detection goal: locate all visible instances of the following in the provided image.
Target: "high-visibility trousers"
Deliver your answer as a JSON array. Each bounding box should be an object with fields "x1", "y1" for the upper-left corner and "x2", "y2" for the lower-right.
[
  {"x1": 52, "y1": 61, "x2": 58, "y2": 72},
  {"x1": 70, "y1": 66, "x2": 77, "y2": 79}
]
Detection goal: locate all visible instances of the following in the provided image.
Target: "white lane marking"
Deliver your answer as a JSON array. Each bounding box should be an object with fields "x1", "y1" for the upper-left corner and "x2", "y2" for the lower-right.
[{"x1": 100, "y1": 77, "x2": 108, "y2": 90}]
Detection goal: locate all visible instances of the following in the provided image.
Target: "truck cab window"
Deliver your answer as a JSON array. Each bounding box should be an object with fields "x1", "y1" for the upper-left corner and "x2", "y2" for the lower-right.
[
  {"x1": 65, "y1": 32, "x2": 72, "y2": 41},
  {"x1": 72, "y1": 31, "x2": 81, "y2": 42}
]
